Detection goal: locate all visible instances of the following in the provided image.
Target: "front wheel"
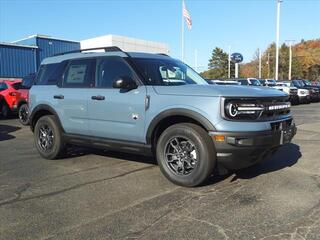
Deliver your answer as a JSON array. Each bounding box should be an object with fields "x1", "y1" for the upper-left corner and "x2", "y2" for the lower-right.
[
  {"x1": 18, "y1": 104, "x2": 30, "y2": 125},
  {"x1": 156, "y1": 123, "x2": 216, "y2": 187}
]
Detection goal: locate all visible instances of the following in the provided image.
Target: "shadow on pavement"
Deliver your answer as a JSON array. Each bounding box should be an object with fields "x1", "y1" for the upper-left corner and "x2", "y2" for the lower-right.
[
  {"x1": 232, "y1": 143, "x2": 301, "y2": 181},
  {"x1": 0, "y1": 124, "x2": 21, "y2": 141},
  {"x1": 61, "y1": 146, "x2": 157, "y2": 165},
  {"x1": 205, "y1": 143, "x2": 301, "y2": 186},
  {"x1": 59, "y1": 143, "x2": 301, "y2": 185}
]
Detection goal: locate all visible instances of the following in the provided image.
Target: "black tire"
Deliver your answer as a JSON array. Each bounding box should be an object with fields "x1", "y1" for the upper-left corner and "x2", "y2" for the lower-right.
[
  {"x1": 18, "y1": 104, "x2": 30, "y2": 125},
  {"x1": 1, "y1": 103, "x2": 10, "y2": 118},
  {"x1": 34, "y1": 115, "x2": 65, "y2": 160},
  {"x1": 156, "y1": 123, "x2": 216, "y2": 187}
]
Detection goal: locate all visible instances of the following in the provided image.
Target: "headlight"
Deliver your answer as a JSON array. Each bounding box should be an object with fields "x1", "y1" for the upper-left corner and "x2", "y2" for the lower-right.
[{"x1": 224, "y1": 101, "x2": 264, "y2": 120}]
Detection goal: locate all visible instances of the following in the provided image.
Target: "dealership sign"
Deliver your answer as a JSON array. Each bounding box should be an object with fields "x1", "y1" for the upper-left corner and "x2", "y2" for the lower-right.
[{"x1": 231, "y1": 53, "x2": 243, "y2": 63}]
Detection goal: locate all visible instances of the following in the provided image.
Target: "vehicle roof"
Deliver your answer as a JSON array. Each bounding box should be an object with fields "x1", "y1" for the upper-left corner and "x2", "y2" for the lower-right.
[
  {"x1": 41, "y1": 51, "x2": 173, "y2": 65},
  {"x1": 0, "y1": 80, "x2": 21, "y2": 85}
]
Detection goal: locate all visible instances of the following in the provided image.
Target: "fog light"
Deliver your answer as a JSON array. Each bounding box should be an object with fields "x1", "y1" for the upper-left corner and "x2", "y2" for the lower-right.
[{"x1": 213, "y1": 135, "x2": 225, "y2": 142}]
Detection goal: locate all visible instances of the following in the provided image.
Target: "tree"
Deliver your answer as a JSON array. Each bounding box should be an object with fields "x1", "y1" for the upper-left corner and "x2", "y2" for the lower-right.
[
  {"x1": 307, "y1": 64, "x2": 320, "y2": 80},
  {"x1": 201, "y1": 47, "x2": 233, "y2": 79}
]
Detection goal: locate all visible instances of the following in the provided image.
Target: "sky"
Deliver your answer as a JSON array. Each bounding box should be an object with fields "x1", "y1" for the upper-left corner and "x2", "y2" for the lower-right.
[{"x1": 0, "y1": 0, "x2": 319, "y2": 71}]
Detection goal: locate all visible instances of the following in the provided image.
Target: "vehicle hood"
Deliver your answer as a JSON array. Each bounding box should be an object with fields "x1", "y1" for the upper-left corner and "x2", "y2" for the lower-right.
[{"x1": 153, "y1": 84, "x2": 287, "y2": 97}]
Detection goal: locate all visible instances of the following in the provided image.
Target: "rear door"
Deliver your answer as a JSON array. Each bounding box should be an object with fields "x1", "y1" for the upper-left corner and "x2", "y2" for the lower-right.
[
  {"x1": 56, "y1": 59, "x2": 95, "y2": 135},
  {"x1": 87, "y1": 56, "x2": 147, "y2": 142}
]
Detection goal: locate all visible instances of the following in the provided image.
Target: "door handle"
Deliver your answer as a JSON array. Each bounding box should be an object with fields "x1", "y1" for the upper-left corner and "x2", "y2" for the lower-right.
[
  {"x1": 54, "y1": 95, "x2": 64, "y2": 99},
  {"x1": 91, "y1": 95, "x2": 105, "y2": 101}
]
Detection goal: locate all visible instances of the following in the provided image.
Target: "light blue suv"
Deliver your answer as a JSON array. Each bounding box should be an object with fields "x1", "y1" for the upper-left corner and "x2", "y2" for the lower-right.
[{"x1": 29, "y1": 47, "x2": 296, "y2": 187}]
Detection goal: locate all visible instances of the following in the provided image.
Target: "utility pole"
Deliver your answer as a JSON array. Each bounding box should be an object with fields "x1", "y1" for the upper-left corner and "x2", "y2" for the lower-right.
[
  {"x1": 228, "y1": 46, "x2": 231, "y2": 78},
  {"x1": 258, "y1": 49, "x2": 262, "y2": 79},
  {"x1": 275, "y1": 0, "x2": 282, "y2": 80},
  {"x1": 285, "y1": 40, "x2": 295, "y2": 80}
]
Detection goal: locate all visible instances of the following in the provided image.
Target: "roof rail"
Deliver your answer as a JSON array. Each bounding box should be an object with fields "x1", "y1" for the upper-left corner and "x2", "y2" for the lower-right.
[
  {"x1": 158, "y1": 53, "x2": 169, "y2": 57},
  {"x1": 54, "y1": 46, "x2": 124, "y2": 56}
]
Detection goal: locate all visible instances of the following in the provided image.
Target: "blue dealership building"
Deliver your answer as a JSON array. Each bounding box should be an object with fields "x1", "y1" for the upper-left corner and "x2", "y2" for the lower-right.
[{"x1": 0, "y1": 35, "x2": 80, "y2": 78}]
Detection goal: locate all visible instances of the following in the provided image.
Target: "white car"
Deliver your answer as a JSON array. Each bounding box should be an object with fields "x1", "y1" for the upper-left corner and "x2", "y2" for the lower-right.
[
  {"x1": 278, "y1": 81, "x2": 310, "y2": 104},
  {"x1": 231, "y1": 78, "x2": 262, "y2": 86}
]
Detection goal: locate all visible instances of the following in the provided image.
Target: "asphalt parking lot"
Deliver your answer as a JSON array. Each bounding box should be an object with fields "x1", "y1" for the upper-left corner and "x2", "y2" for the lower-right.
[{"x1": 0, "y1": 103, "x2": 320, "y2": 240}]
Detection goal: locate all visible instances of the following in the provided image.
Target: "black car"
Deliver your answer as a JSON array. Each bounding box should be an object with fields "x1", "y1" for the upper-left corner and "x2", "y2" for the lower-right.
[{"x1": 301, "y1": 80, "x2": 320, "y2": 102}]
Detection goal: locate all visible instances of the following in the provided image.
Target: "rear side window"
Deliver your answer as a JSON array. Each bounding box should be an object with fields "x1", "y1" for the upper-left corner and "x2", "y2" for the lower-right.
[
  {"x1": 36, "y1": 63, "x2": 66, "y2": 85},
  {"x1": 63, "y1": 59, "x2": 95, "y2": 88},
  {"x1": 96, "y1": 57, "x2": 135, "y2": 88}
]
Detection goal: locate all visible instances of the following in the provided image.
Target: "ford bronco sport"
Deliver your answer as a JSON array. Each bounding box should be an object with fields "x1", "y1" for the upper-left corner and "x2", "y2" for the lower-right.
[{"x1": 29, "y1": 47, "x2": 296, "y2": 187}]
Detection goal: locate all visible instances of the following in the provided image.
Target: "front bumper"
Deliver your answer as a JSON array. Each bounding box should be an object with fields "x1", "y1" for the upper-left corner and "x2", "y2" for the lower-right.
[
  {"x1": 289, "y1": 94, "x2": 299, "y2": 104},
  {"x1": 299, "y1": 95, "x2": 310, "y2": 103},
  {"x1": 210, "y1": 121, "x2": 297, "y2": 170}
]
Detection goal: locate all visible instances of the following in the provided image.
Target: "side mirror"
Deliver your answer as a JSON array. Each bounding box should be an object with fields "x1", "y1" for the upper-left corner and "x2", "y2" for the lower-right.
[{"x1": 113, "y1": 77, "x2": 137, "y2": 90}]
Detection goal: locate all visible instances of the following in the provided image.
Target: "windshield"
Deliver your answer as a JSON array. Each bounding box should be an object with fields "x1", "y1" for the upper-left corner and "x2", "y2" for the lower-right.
[
  {"x1": 259, "y1": 80, "x2": 266, "y2": 85},
  {"x1": 249, "y1": 79, "x2": 261, "y2": 86},
  {"x1": 303, "y1": 80, "x2": 312, "y2": 86},
  {"x1": 132, "y1": 58, "x2": 208, "y2": 86},
  {"x1": 269, "y1": 80, "x2": 276, "y2": 85},
  {"x1": 292, "y1": 80, "x2": 303, "y2": 87}
]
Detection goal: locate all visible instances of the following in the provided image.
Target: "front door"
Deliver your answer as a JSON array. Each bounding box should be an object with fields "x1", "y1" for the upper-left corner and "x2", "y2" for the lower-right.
[{"x1": 87, "y1": 56, "x2": 147, "y2": 143}]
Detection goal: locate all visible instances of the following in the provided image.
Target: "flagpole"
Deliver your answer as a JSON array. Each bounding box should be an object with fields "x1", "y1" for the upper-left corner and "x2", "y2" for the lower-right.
[{"x1": 181, "y1": 0, "x2": 184, "y2": 62}]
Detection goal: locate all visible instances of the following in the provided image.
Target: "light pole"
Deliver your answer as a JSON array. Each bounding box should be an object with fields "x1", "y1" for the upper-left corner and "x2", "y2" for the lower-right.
[
  {"x1": 285, "y1": 40, "x2": 295, "y2": 80},
  {"x1": 228, "y1": 46, "x2": 231, "y2": 78},
  {"x1": 194, "y1": 49, "x2": 198, "y2": 72},
  {"x1": 275, "y1": 0, "x2": 282, "y2": 80},
  {"x1": 258, "y1": 48, "x2": 262, "y2": 79}
]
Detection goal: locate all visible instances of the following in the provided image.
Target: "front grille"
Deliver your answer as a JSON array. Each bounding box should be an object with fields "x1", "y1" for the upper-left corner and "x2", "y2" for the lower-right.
[
  {"x1": 270, "y1": 119, "x2": 293, "y2": 131},
  {"x1": 290, "y1": 89, "x2": 298, "y2": 95}
]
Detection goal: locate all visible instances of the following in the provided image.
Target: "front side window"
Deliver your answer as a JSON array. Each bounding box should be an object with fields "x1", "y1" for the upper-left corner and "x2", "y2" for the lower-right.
[
  {"x1": 63, "y1": 59, "x2": 94, "y2": 88},
  {"x1": 96, "y1": 57, "x2": 135, "y2": 88},
  {"x1": 132, "y1": 58, "x2": 208, "y2": 86}
]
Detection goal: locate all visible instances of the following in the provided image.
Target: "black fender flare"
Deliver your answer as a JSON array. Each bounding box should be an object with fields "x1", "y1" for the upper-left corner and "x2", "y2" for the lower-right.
[
  {"x1": 29, "y1": 104, "x2": 64, "y2": 132},
  {"x1": 146, "y1": 108, "x2": 216, "y2": 144}
]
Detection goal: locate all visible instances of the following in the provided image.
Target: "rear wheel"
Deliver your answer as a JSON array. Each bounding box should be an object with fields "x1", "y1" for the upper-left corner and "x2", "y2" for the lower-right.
[
  {"x1": 156, "y1": 123, "x2": 216, "y2": 187},
  {"x1": 1, "y1": 103, "x2": 10, "y2": 118},
  {"x1": 18, "y1": 104, "x2": 29, "y2": 125},
  {"x1": 34, "y1": 115, "x2": 65, "y2": 159}
]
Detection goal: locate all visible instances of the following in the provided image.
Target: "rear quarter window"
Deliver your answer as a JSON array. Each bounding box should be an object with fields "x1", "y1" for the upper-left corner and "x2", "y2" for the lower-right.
[{"x1": 36, "y1": 62, "x2": 67, "y2": 85}]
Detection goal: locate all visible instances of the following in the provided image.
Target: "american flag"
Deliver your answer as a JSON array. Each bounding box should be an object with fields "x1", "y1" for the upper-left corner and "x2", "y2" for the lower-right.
[{"x1": 183, "y1": 0, "x2": 192, "y2": 30}]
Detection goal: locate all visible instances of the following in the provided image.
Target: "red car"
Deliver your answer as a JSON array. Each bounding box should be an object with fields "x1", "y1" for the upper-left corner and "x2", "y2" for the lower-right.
[
  {"x1": 16, "y1": 74, "x2": 35, "y2": 125},
  {"x1": 0, "y1": 80, "x2": 22, "y2": 116},
  {"x1": 0, "y1": 77, "x2": 32, "y2": 125}
]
